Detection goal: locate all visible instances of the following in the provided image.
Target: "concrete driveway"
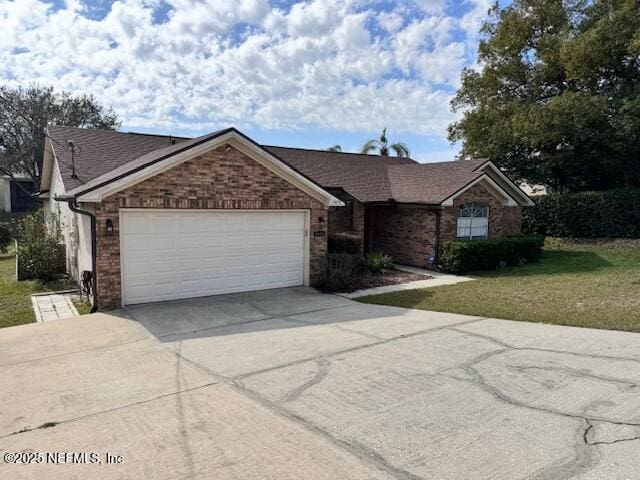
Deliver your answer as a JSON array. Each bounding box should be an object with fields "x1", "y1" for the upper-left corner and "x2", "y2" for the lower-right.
[{"x1": 2, "y1": 287, "x2": 640, "y2": 479}]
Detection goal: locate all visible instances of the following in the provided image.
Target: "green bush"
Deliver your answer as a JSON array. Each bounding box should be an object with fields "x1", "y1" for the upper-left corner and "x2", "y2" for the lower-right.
[
  {"x1": 364, "y1": 252, "x2": 394, "y2": 274},
  {"x1": 324, "y1": 253, "x2": 363, "y2": 291},
  {"x1": 0, "y1": 224, "x2": 11, "y2": 253},
  {"x1": 15, "y1": 211, "x2": 66, "y2": 281},
  {"x1": 328, "y1": 233, "x2": 362, "y2": 254},
  {"x1": 440, "y1": 235, "x2": 544, "y2": 274},
  {"x1": 524, "y1": 188, "x2": 640, "y2": 238}
]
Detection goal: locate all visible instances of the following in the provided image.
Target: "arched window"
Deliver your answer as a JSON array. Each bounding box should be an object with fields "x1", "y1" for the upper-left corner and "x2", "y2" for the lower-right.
[{"x1": 457, "y1": 203, "x2": 488, "y2": 240}]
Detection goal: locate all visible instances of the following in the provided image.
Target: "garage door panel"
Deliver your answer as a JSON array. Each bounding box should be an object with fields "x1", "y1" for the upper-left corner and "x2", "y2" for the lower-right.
[{"x1": 121, "y1": 210, "x2": 307, "y2": 305}]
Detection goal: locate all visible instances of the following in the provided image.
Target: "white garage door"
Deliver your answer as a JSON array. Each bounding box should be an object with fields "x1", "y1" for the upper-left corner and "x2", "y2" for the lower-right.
[{"x1": 120, "y1": 210, "x2": 307, "y2": 305}]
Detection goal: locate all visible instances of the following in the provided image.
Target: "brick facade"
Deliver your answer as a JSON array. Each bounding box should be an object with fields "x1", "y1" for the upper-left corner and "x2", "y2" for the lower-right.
[
  {"x1": 327, "y1": 190, "x2": 365, "y2": 251},
  {"x1": 370, "y1": 205, "x2": 437, "y2": 266},
  {"x1": 94, "y1": 145, "x2": 328, "y2": 308},
  {"x1": 440, "y1": 183, "x2": 523, "y2": 241},
  {"x1": 369, "y1": 183, "x2": 523, "y2": 268}
]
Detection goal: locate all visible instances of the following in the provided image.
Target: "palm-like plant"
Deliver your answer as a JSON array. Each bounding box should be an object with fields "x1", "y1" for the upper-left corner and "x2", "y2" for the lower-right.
[
  {"x1": 360, "y1": 128, "x2": 410, "y2": 157},
  {"x1": 327, "y1": 145, "x2": 342, "y2": 152}
]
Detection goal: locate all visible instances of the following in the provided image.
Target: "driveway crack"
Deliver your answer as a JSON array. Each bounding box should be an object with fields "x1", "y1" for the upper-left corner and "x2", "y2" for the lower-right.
[
  {"x1": 448, "y1": 327, "x2": 640, "y2": 365},
  {"x1": 583, "y1": 418, "x2": 640, "y2": 446},
  {"x1": 234, "y1": 317, "x2": 484, "y2": 382},
  {"x1": 507, "y1": 364, "x2": 638, "y2": 391},
  {"x1": 0, "y1": 381, "x2": 220, "y2": 440},
  {"x1": 278, "y1": 358, "x2": 331, "y2": 404}
]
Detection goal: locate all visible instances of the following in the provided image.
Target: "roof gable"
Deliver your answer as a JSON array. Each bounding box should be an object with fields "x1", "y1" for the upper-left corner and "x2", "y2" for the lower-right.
[
  {"x1": 386, "y1": 159, "x2": 488, "y2": 204},
  {"x1": 61, "y1": 128, "x2": 343, "y2": 207}
]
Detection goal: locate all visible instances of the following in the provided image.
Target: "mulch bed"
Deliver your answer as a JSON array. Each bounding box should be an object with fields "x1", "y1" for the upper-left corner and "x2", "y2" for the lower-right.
[{"x1": 342, "y1": 268, "x2": 431, "y2": 293}]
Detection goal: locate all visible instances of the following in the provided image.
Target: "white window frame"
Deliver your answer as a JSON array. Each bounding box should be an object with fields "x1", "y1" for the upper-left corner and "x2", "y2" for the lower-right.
[{"x1": 457, "y1": 203, "x2": 489, "y2": 240}]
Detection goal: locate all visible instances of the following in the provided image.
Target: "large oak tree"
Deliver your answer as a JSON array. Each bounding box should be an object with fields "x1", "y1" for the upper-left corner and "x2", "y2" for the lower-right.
[{"x1": 448, "y1": 0, "x2": 640, "y2": 192}]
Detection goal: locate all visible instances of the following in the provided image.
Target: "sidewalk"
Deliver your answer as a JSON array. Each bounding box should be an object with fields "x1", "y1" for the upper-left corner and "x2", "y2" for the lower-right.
[
  {"x1": 338, "y1": 264, "x2": 475, "y2": 299},
  {"x1": 31, "y1": 291, "x2": 80, "y2": 322}
]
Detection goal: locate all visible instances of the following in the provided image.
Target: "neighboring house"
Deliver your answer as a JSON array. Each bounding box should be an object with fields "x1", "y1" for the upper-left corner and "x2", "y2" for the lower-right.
[
  {"x1": 39, "y1": 125, "x2": 532, "y2": 310},
  {"x1": 0, "y1": 173, "x2": 37, "y2": 213}
]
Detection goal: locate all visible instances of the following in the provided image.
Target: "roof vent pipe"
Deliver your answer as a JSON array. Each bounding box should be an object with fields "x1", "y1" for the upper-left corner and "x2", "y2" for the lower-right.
[{"x1": 68, "y1": 140, "x2": 77, "y2": 179}]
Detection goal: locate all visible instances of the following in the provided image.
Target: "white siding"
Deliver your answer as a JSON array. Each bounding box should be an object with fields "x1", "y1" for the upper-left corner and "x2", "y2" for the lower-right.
[
  {"x1": 77, "y1": 213, "x2": 92, "y2": 277},
  {"x1": 47, "y1": 159, "x2": 92, "y2": 282}
]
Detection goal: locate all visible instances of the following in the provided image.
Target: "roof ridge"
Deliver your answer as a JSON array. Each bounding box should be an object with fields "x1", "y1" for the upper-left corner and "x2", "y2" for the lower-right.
[
  {"x1": 388, "y1": 158, "x2": 488, "y2": 167},
  {"x1": 264, "y1": 144, "x2": 417, "y2": 162},
  {"x1": 48, "y1": 124, "x2": 191, "y2": 140}
]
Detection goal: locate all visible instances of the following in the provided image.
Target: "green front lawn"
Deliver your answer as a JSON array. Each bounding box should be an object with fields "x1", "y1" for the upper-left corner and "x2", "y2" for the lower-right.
[
  {"x1": 0, "y1": 250, "x2": 72, "y2": 329},
  {"x1": 359, "y1": 239, "x2": 640, "y2": 332}
]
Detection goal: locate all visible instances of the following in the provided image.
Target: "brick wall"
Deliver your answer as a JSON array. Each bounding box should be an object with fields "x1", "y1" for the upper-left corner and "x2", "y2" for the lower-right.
[
  {"x1": 327, "y1": 190, "x2": 365, "y2": 252},
  {"x1": 368, "y1": 183, "x2": 523, "y2": 269},
  {"x1": 370, "y1": 205, "x2": 437, "y2": 267},
  {"x1": 94, "y1": 145, "x2": 328, "y2": 308},
  {"x1": 440, "y1": 183, "x2": 523, "y2": 241}
]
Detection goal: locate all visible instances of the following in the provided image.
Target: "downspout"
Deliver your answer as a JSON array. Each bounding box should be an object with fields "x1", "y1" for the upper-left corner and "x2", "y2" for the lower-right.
[
  {"x1": 433, "y1": 208, "x2": 441, "y2": 269},
  {"x1": 56, "y1": 196, "x2": 98, "y2": 313}
]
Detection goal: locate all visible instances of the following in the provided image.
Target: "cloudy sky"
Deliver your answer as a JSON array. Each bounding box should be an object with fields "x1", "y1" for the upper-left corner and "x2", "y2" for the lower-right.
[{"x1": 0, "y1": 0, "x2": 494, "y2": 162}]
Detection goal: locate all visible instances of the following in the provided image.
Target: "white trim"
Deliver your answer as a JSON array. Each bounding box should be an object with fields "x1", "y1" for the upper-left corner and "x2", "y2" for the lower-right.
[
  {"x1": 478, "y1": 162, "x2": 535, "y2": 206},
  {"x1": 77, "y1": 131, "x2": 344, "y2": 207},
  {"x1": 118, "y1": 208, "x2": 312, "y2": 307},
  {"x1": 118, "y1": 208, "x2": 124, "y2": 308},
  {"x1": 39, "y1": 137, "x2": 56, "y2": 192},
  {"x1": 441, "y1": 174, "x2": 519, "y2": 206}
]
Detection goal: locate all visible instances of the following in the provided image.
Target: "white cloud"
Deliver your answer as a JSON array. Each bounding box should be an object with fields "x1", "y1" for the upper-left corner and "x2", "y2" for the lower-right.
[
  {"x1": 0, "y1": 0, "x2": 489, "y2": 137},
  {"x1": 412, "y1": 0, "x2": 449, "y2": 15},
  {"x1": 377, "y1": 11, "x2": 404, "y2": 33}
]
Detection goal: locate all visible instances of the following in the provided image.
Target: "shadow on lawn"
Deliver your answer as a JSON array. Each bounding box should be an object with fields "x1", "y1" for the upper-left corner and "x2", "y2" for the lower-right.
[{"x1": 474, "y1": 250, "x2": 613, "y2": 278}]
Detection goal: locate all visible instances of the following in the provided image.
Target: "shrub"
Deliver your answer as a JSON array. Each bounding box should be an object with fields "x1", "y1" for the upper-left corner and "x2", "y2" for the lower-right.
[
  {"x1": 523, "y1": 188, "x2": 640, "y2": 238},
  {"x1": 364, "y1": 252, "x2": 394, "y2": 274},
  {"x1": 0, "y1": 224, "x2": 11, "y2": 254},
  {"x1": 15, "y1": 211, "x2": 66, "y2": 281},
  {"x1": 440, "y1": 235, "x2": 544, "y2": 274},
  {"x1": 324, "y1": 253, "x2": 363, "y2": 291},
  {"x1": 328, "y1": 232, "x2": 362, "y2": 254}
]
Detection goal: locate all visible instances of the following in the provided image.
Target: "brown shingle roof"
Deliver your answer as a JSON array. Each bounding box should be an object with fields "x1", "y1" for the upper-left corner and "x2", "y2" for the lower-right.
[
  {"x1": 47, "y1": 125, "x2": 190, "y2": 191},
  {"x1": 387, "y1": 159, "x2": 488, "y2": 204},
  {"x1": 264, "y1": 146, "x2": 417, "y2": 202},
  {"x1": 47, "y1": 126, "x2": 504, "y2": 205},
  {"x1": 63, "y1": 129, "x2": 231, "y2": 197}
]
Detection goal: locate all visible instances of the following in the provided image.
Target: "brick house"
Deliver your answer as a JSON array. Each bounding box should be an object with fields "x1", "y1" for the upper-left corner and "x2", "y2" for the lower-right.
[{"x1": 39, "y1": 126, "x2": 532, "y2": 309}]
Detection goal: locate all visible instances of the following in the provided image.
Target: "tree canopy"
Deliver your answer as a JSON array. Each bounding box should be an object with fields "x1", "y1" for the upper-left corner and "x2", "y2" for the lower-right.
[
  {"x1": 0, "y1": 85, "x2": 120, "y2": 189},
  {"x1": 448, "y1": 0, "x2": 640, "y2": 192}
]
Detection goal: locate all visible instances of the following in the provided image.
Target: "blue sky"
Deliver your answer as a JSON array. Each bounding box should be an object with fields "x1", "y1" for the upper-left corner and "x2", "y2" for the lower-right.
[{"x1": 0, "y1": 0, "x2": 495, "y2": 162}]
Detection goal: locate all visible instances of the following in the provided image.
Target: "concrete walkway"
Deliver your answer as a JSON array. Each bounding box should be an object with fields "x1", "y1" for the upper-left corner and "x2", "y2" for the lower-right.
[
  {"x1": 31, "y1": 291, "x2": 79, "y2": 322},
  {"x1": 339, "y1": 264, "x2": 475, "y2": 299}
]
